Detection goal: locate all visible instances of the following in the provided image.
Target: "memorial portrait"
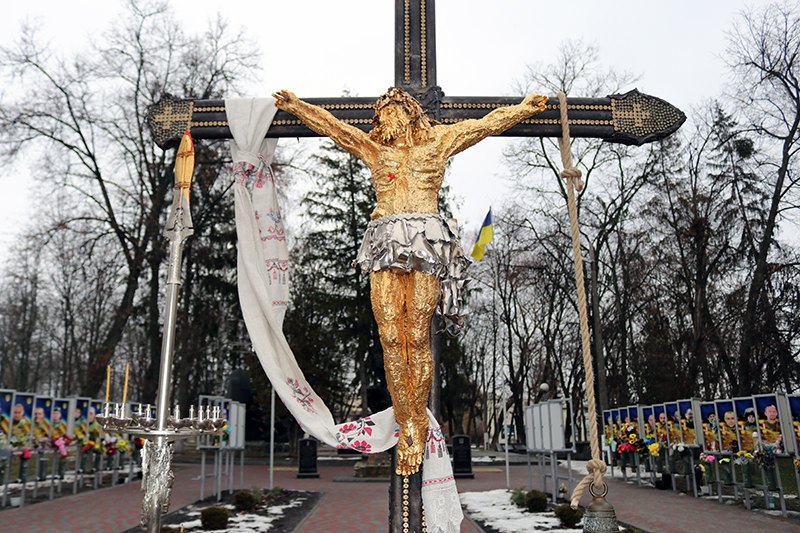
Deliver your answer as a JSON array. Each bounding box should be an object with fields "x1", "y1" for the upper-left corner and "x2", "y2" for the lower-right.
[
  {"x1": 666, "y1": 402, "x2": 682, "y2": 445},
  {"x1": 734, "y1": 397, "x2": 757, "y2": 452},
  {"x1": 788, "y1": 396, "x2": 800, "y2": 453},
  {"x1": 678, "y1": 400, "x2": 696, "y2": 445},
  {"x1": 74, "y1": 398, "x2": 90, "y2": 441},
  {"x1": 715, "y1": 400, "x2": 739, "y2": 453},
  {"x1": 32, "y1": 396, "x2": 53, "y2": 446},
  {"x1": 52, "y1": 399, "x2": 70, "y2": 439},
  {"x1": 628, "y1": 406, "x2": 639, "y2": 426},
  {"x1": 642, "y1": 406, "x2": 655, "y2": 440},
  {"x1": 654, "y1": 404, "x2": 667, "y2": 443},
  {"x1": 89, "y1": 400, "x2": 104, "y2": 442},
  {"x1": 0, "y1": 390, "x2": 12, "y2": 439},
  {"x1": 754, "y1": 394, "x2": 783, "y2": 447},
  {"x1": 10, "y1": 393, "x2": 34, "y2": 447},
  {"x1": 603, "y1": 410, "x2": 613, "y2": 444},
  {"x1": 611, "y1": 409, "x2": 622, "y2": 441},
  {"x1": 700, "y1": 402, "x2": 719, "y2": 452}
]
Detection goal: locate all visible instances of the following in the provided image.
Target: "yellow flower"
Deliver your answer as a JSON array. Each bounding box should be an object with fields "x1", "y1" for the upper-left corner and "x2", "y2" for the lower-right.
[{"x1": 648, "y1": 443, "x2": 661, "y2": 457}]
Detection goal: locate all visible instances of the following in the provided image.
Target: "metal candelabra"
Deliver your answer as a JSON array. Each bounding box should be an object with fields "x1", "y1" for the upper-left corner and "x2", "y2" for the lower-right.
[{"x1": 97, "y1": 132, "x2": 225, "y2": 532}]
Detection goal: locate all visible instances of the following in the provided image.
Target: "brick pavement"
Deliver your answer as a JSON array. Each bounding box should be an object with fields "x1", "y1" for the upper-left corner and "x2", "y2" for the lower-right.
[{"x1": 0, "y1": 459, "x2": 798, "y2": 532}]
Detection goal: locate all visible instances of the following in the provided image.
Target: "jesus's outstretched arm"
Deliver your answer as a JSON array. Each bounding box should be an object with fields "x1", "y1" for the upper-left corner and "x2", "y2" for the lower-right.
[{"x1": 273, "y1": 90, "x2": 379, "y2": 166}]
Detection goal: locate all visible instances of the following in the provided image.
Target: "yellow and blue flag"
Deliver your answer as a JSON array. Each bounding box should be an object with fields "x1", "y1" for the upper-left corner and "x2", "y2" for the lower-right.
[{"x1": 470, "y1": 208, "x2": 494, "y2": 261}]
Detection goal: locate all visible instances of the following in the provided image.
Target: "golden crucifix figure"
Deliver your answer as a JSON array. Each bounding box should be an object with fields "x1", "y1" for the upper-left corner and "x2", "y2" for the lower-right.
[{"x1": 274, "y1": 87, "x2": 547, "y2": 474}]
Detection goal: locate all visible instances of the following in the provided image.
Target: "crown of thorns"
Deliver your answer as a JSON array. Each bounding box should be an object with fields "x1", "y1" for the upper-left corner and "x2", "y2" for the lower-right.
[{"x1": 373, "y1": 88, "x2": 429, "y2": 125}]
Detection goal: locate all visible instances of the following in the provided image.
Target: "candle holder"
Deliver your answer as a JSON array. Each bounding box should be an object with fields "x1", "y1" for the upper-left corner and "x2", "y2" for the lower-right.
[{"x1": 97, "y1": 402, "x2": 227, "y2": 439}]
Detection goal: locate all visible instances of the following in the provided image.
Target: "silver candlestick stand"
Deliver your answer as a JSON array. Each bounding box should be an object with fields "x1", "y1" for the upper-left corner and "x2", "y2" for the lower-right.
[{"x1": 97, "y1": 133, "x2": 224, "y2": 532}]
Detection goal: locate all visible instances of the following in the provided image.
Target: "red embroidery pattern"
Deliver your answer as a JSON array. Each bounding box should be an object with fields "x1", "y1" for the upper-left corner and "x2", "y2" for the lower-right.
[
  {"x1": 422, "y1": 475, "x2": 454, "y2": 486},
  {"x1": 335, "y1": 416, "x2": 377, "y2": 450},
  {"x1": 287, "y1": 377, "x2": 316, "y2": 414}
]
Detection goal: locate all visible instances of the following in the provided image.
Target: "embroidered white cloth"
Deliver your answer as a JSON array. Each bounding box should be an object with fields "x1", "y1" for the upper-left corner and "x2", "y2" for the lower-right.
[{"x1": 228, "y1": 98, "x2": 463, "y2": 532}]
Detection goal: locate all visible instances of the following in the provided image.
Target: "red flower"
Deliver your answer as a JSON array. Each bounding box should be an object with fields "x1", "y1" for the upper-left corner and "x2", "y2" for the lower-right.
[
  {"x1": 339, "y1": 423, "x2": 357, "y2": 434},
  {"x1": 388, "y1": 173, "x2": 396, "y2": 182},
  {"x1": 351, "y1": 440, "x2": 372, "y2": 453}
]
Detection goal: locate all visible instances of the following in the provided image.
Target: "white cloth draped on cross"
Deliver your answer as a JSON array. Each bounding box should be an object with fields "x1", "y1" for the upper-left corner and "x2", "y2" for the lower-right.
[{"x1": 228, "y1": 98, "x2": 463, "y2": 533}]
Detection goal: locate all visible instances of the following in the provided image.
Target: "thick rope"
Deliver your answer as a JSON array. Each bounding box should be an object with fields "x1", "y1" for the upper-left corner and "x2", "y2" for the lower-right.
[{"x1": 556, "y1": 92, "x2": 607, "y2": 509}]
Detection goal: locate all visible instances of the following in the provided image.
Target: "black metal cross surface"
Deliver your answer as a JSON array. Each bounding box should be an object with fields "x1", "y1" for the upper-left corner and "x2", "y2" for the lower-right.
[
  {"x1": 147, "y1": 2, "x2": 685, "y2": 532},
  {"x1": 148, "y1": 2, "x2": 684, "y2": 150}
]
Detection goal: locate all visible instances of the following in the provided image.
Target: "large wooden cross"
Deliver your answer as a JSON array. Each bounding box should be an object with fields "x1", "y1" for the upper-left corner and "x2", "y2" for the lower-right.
[{"x1": 147, "y1": 2, "x2": 684, "y2": 532}]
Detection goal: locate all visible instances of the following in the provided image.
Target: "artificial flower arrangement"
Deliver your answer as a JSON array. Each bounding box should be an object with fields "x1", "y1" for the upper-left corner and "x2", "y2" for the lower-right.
[
  {"x1": 52, "y1": 436, "x2": 72, "y2": 459},
  {"x1": 754, "y1": 443, "x2": 777, "y2": 469},
  {"x1": 116, "y1": 438, "x2": 132, "y2": 455},
  {"x1": 699, "y1": 452, "x2": 716, "y2": 464},
  {"x1": 81, "y1": 439, "x2": 103, "y2": 455},
  {"x1": 9, "y1": 435, "x2": 32, "y2": 460},
  {"x1": 616, "y1": 422, "x2": 644, "y2": 455},
  {"x1": 647, "y1": 442, "x2": 661, "y2": 457},
  {"x1": 734, "y1": 450, "x2": 754, "y2": 466}
]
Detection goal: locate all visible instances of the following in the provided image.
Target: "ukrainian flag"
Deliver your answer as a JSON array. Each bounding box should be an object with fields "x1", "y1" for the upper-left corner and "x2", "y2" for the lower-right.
[{"x1": 470, "y1": 209, "x2": 494, "y2": 261}]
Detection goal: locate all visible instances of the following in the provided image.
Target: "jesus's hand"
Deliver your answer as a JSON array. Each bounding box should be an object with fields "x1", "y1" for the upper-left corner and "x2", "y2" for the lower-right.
[{"x1": 272, "y1": 89, "x2": 297, "y2": 108}]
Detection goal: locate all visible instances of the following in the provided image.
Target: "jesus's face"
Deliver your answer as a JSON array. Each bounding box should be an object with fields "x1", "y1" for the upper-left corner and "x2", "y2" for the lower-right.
[{"x1": 375, "y1": 104, "x2": 411, "y2": 145}]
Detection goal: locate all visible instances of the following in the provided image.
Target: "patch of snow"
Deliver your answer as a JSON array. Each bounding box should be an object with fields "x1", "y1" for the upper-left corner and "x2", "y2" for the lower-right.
[{"x1": 460, "y1": 489, "x2": 580, "y2": 533}]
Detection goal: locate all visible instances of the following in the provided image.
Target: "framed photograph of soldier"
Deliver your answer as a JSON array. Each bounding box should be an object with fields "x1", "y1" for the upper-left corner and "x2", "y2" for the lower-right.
[
  {"x1": 73, "y1": 398, "x2": 90, "y2": 441},
  {"x1": 653, "y1": 404, "x2": 668, "y2": 444},
  {"x1": 627, "y1": 405, "x2": 639, "y2": 426},
  {"x1": 611, "y1": 409, "x2": 622, "y2": 442},
  {"x1": 32, "y1": 396, "x2": 53, "y2": 448},
  {"x1": 665, "y1": 402, "x2": 682, "y2": 445},
  {"x1": 715, "y1": 399, "x2": 738, "y2": 453},
  {"x1": 678, "y1": 399, "x2": 699, "y2": 446},
  {"x1": 603, "y1": 409, "x2": 613, "y2": 449},
  {"x1": 641, "y1": 405, "x2": 655, "y2": 440},
  {"x1": 53, "y1": 398, "x2": 74, "y2": 439},
  {"x1": 0, "y1": 390, "x2": 12, "y2": 441},
  {"x1": 734, "y1": 397, "x2": 758, "y2": 452},
  {"x1": 753, "y1": 394, "x2": 785, "y2": 449},
  {"x1": 10, "y1": 392, "x2": 34, "y2": 447},
  {"x1": 788, "y1": 395, "x2": 800, "y2": 454},
  {"x1": 699, "y1": 402, "x2": 719, "y2": 452}
]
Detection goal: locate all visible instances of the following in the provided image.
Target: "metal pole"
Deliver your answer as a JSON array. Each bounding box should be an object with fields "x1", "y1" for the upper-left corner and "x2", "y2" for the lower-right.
[
  {"x1": 144, "y1": 132, "x2": 194, "y2": 533},
  {"x1": 269, "y1": 387, "x2": 275, "y2": 490},
  {"x1": 504, "y1": 388, "x2": 509, "y2": 489}
]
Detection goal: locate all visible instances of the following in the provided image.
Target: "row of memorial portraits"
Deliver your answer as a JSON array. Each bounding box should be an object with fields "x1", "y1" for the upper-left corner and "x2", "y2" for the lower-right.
[
  {"x1": 603, "y1": 394, "x2": 800, "y2": 455},
  {"x1": 0, "y1": 390, "x2": 244, "y2": 450}
]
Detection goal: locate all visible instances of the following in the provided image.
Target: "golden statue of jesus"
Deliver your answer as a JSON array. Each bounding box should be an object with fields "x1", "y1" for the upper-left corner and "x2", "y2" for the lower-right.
[{"x1": 274, "y1": 88, "x2": 547, "y2": 474}]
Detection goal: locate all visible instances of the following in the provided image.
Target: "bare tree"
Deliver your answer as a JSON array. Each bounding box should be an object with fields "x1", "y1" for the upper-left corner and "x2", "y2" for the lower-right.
[
  {"x1": 726, "y1": 2, "x2": 800, "y2": 393},
  {"x1": 0, "y1": 0, "x2": 258, "y2": 397}
]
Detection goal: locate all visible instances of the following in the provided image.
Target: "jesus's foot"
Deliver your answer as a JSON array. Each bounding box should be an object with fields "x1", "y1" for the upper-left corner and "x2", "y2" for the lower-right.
[{"x1": 395, "y1": 419, "x2": 426, "y2": 475}]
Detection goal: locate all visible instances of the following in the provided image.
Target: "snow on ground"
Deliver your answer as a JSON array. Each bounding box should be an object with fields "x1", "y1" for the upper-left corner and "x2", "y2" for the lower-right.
[
  {"x1": 173, "y1": 495, "x2": 306, "y2": 532},
  {"x1": 460, "y1": 489, "x2": 580, "y2": 533}
]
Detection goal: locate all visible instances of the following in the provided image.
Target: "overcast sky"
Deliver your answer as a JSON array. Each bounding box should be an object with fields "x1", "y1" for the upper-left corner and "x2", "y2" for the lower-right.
[{"x1": 0, "y1": 0, "x2": 756, "y2": 259}]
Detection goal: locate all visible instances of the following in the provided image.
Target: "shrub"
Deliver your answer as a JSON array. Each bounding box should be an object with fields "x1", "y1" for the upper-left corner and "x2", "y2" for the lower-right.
[
  {"x1": 201, "y1": 506, "x2": 229, "y2": 530},
  {"x1": 524, "y1": 489, "x2": 548, "y2": 513},
  {"x1": 266, "y1": 486, "x2": 284, "y2": 501},
  {"x1": 554, "y1": 504, "x2": 583, "y2": 528},
  {"x1": 233, "y1": 490, "x2": 259, "y2": 512},
  {"x1": 510, "y1": 487, "x2": 527, "y2": 508}
]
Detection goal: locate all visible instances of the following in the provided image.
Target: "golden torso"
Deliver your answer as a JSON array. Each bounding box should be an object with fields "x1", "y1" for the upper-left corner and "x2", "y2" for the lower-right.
[{"x1": 368, "y1": 136, "x2": 446, "y2": 219}]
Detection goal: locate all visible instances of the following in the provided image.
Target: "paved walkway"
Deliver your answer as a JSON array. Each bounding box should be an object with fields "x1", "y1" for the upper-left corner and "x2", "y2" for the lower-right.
[{"x1": 1, "y1": 459, "x2": 799, "y2": 532}]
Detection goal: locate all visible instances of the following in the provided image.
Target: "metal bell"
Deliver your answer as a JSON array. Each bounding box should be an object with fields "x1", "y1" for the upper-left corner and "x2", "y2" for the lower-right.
[{"x1": 582, "y1": 483, "x2": 619, "y2": 533}]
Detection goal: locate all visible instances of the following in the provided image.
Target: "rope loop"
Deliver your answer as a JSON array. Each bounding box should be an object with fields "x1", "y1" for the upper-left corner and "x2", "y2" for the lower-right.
[{"x1": 569, "y1": 458, "x2": 607, "y2": 509}]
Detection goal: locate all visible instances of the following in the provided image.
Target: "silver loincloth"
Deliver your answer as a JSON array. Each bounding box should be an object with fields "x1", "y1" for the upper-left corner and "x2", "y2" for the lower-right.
[{"x1": 355, "y1": 213, "x2": 471, "y2": 331}]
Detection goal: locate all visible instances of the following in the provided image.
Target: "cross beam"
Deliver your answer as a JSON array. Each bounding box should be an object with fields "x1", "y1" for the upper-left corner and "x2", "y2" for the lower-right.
[{"x1": 147, "y1": 0, "x2": 685, "y2": 150}]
